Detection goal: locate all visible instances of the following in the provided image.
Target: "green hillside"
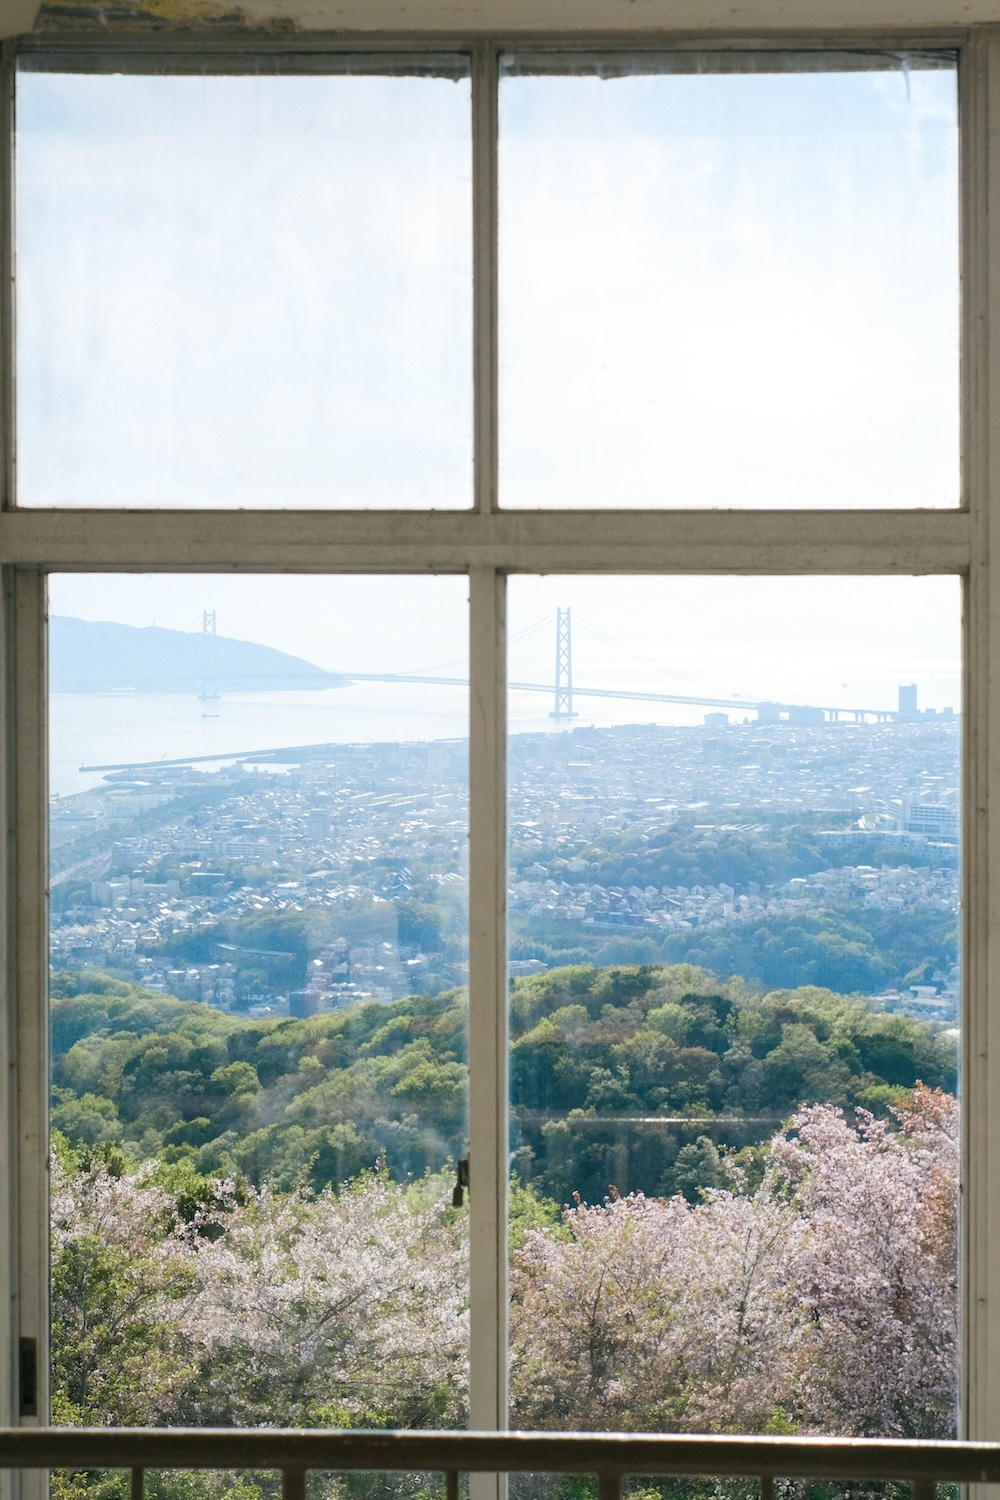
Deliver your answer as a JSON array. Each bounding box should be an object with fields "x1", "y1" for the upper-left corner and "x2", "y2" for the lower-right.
[{"x1": 51, "y1": 963, "x2": 957, "y2": 1204}]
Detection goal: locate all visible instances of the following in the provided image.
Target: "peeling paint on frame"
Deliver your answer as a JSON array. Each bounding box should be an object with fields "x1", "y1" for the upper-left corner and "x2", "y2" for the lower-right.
[
  {"x1": 17, "y1": 0, "x2": 1000, "y2": 36},
  {"x1": 34, "y1": 0, "x2": 291, "y2": 29}
]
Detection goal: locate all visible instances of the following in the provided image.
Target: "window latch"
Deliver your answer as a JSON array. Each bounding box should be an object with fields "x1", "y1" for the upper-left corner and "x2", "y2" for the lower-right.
[
  {"x1": 19, "y1": 1337, "x2": 37, "y2": 1417},
  {"x1": 452, "y1": 1157, "x2": 470, "y2": 1208}
]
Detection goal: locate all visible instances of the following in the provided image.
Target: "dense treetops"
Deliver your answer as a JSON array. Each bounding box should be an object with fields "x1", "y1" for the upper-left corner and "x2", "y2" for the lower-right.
[
  {"x1": 514, "y1": 813, "x2": 953, "y2": 896},
  {"x1": 51, "y1": 962, "x2": 957, "y2": 1201},
  {"x1": 509, "y1": 815, "x2": 958, "y2": 991},
  {"x1": 49, "y1": 961, "x2": 960, "y2": 1466},
  {"x1": 515, "y1": 819, "x2": 829, "y2": 896}
]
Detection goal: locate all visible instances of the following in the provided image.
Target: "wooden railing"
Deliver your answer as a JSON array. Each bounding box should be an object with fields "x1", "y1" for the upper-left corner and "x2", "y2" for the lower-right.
[{"x1": 0, "y1": 1430, "x2": 997, "y2": 1500}]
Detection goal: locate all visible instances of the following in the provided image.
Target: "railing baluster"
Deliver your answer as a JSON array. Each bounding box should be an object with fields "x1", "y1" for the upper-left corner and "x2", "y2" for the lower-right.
[
  {"x1": 913, "y1": 1484, "x2": 936, "y2": 1500},
  {"x1": 760, "y1": 1476, "x2": 774, "y2": 1500},
  {"x1": 598, "y1": 1472, "x2": 622, "y2": 1500},
  {"x1": 446, "y1": 1471, "x2": 459, "y2": 1500},
  {"x1": 282, "y1": 1469, "x2": 306, "y2": 1500},
  {"x1": 130, "y1": 1469, "x2": 143, "y2": 1500}
]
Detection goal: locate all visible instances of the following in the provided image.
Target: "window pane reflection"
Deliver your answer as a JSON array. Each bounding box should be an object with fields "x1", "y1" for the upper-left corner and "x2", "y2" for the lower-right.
[
  {"x1": 49, "y1": 575, "x2": 469, "y2": 1438},
  {"x1": 508, "y1": 576, "x2": 960, "y2": 1437}
]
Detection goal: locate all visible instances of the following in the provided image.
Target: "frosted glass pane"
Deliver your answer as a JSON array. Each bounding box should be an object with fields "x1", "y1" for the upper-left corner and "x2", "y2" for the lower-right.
[
  {"x1": 17, "y1": 65, "x2": 472, "y2": 509},
  {"x1": 500, "y1": 55, "x2": 959, "y2": 509}
]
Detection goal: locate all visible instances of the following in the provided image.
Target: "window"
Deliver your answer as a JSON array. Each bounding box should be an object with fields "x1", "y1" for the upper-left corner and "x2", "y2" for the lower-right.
[
  {"x1": 16, "y1": 59, "x2": 474, "y2": 510},
  {"x1": 499, "y1": 52, "x2": 959, "y2": 509},
  {"x1": 0, "y1": 9, "x2": 994, "y2": 1497}
]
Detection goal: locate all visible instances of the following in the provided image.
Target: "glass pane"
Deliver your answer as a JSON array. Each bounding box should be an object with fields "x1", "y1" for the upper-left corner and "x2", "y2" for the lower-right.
[
  {"x1": 508, "y1": 576, "x2": 960, "y2": 1436},
  {"x1": 500, "y1": 52, "x2": 959, "y2": 509},
  {"x1": 49, "y1": 575, "x2": 469, "y2": 1441},
  {"x1": 18, "y1": 60, "x2": 472, "y2": 509}
]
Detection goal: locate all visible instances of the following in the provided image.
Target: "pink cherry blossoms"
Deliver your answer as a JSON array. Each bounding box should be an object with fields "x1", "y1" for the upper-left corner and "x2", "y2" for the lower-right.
[
  {"x1": 510, "y1": 1086, "x2": 958, "y2": 1437},
  {"x1": 52, "y1": 1088, "x2": 957, "y2": 1438}
]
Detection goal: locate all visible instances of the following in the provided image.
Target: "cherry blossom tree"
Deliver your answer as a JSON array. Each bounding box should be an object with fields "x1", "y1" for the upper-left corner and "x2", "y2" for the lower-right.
[
  {"x1": 509, "y1": 1087, "x2": 958, "y2": 1437},
  {"x1": 772, "y1": 1086, "x2": 958, "y2": 1436},
  {"x1": 51, "y1": 1151, "x2": 202, "y2": 1427},
  {"x1": 51, "y1": 1092, "x2": 957, "y2": 1442},
  {"x1": 178, "y1": 1170, "x2": 468, "y2": 1428},
  {"x1": 510, "y1": 1179, "x2": 805, "y2": 1432},
  {"x1": 51, "y1": 1155, "x2": 467, "y2": 1432}
]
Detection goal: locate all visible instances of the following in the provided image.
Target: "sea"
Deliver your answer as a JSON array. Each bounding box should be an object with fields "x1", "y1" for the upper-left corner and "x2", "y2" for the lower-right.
[
  {"x1": 50, "y1": 675, "x2": 961, "y2": 800},
  {"x1": 50, "y1": 681, "x2": 697, "y2": 798}
]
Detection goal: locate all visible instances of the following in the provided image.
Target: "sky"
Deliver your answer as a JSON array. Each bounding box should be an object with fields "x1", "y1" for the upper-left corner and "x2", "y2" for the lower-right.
[
  {"x1": 16, "y1": 68, "x2": 473, "y2": 509},
  {"x1": 16, "y1": 52, "x2": 958, "y2": 511},
  {"x1": 32, "y1": 53, "x2": 965, "y2": 739},
  {"x1": 50, "y1": 573, "x2": 961, "y2": 725},
  {"x1": 500, "y1": 61, "x2": 959, "y2": 510}
]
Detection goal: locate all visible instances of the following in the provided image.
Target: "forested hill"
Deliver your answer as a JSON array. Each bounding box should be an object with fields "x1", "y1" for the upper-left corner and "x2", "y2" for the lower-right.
[
  {"x1": 49, "y1": 615, "x2": 344, "y2": 694},
  {"x1": 50, "y1": 963, "x2": 957, "y2": 1203}
]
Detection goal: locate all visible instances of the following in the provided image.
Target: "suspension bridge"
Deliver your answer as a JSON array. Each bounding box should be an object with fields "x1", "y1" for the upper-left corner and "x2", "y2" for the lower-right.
[
  {"x1": 78, "y1": 608, "x2": 940, "y2": 776},
  {"x1": 336, "y1": 607, "x2": 917, "y2": 727}
]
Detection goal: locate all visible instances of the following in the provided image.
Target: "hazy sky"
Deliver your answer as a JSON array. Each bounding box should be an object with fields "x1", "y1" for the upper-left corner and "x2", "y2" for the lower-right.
[
  {"x1": 500, "y1": 60, "x2": 959, "y2": 509},
  {"x1": 34, "y1": 53, "x2": 965, "y2": 741},
  {"x1": 18, "y1": 52, "x2": 958, "y2": 511},
  {"x1": 17, "y1": 68, "x2": 473, "y2": 509},
  {"x1": 50, "y1": 573, "x2": 961, "y2": 725}
]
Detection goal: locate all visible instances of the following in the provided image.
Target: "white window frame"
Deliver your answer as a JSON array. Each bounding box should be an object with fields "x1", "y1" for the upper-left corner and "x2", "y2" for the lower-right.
[{"x1": 0, "y1": 20, "x2": 994, "y2": 1500}]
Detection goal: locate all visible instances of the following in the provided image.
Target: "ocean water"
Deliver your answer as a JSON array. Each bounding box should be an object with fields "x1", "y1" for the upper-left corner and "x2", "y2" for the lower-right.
[
  {"x1": 51, "y1": 671, "x2": 959, "y2": 800},
  {"x1": 48, "y1": 680, "x2": 757, "y2": 797},
  {"x1": 50, "y1": 684, "x2": 469, "y2": 797}
]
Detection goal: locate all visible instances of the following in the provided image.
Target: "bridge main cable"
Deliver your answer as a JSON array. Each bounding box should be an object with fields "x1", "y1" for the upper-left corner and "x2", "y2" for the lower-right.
[
  {"x1": 78, "y1": 675, "x2": 900, "y2": 773},
  {"x1": 342, "y1": 672, "x2": 895, "y2": 720}
]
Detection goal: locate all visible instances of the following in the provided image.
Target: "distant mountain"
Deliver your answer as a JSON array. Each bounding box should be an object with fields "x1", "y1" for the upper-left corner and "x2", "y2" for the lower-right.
[{"x1": 49, "y1": 616, "x2": 345, "y2": 694}]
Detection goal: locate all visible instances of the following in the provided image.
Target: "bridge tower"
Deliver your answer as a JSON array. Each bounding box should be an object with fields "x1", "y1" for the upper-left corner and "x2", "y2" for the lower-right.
[
  {"x1": 200, "y1": 609, "x2": 220, "y2": 715},
  {"x1": 550, "y1": 607, "x2": 577, "y2": 719}
]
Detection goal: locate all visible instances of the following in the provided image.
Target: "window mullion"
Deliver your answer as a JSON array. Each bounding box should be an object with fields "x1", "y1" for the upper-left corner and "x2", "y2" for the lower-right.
[
  {"x1": 469, "y1": 34, "x2": 507, "y2": 1471},
  {"x1": 961, "y1": 22, "x2": 1000, "y2": 1447},
  {"x1": 468, "y1": 563, "x2": 508, "y2": 1467},
  {"x1": 2, "y1": 38, "x2": 48, "y2": 1498}
]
